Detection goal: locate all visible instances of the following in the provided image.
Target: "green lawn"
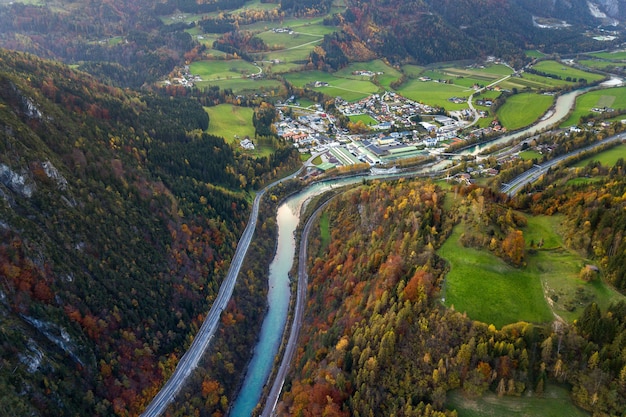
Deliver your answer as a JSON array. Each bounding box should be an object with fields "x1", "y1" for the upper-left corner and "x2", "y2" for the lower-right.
[
  {"x1": 588, "y1": 50, "x2": 626, "y2": 61},
  {"x1": 523, "y1": 215, "x2": 625, "y2": 322},
  {"x1": 525, "y1": 50, "x2": 546, "y2": 59},
  {"x1": 438, "y1": 223, "x2": 553, "y2": 328},
  {"x1": 190, "y1": 60, "x2": 260, "y2": 81},
  {"x1": 438, "y1": 211, "x2": 625, "y2": 327},
  {"x1": 577, "y1": 59, "x2": 619, "y2": 71},
  {"x1": 497, "y1": 93, "x2": 553, "y2": 130},
  {"x1": 334, "y1": 60, "x2": 403, "y2": 90},
  {"x1": 560, "y1": 86, "x2": 626, "y2": 127},
  {"x1": 255, "y1": 30, "x2": 323, "y2": 50},
  {"x1": 519, "y1": 149, "x2": 543, "y2": 161},
  {"x1": 205, "y1": 104, "x2": 255, "y2": 143},
  {"x1": 401, "y1": 64, "x2": 426, "y2": 78},
  {"x1": 572, "y1": 143, "x2": 626, "y2": 167},
  {"x1": 532, "y1": 60, "x2": 605, "y2": 83},
  {"x1": 283, "y1": 70, "x2": 380, "y2": 101},
  {"x1": 197, "y1": 77, "x2": 283, "y2": 94},
  {"x1": 397, "y1": 78, "x2": 472, "y2": 110},
  {"x1": 318, "y1": 211, "x2": 331, "y2": 254},
  {"x1": 446, "y1": 385, "x2": 590, "y2": 417},
  {"x1": 348, "y1": 113, "x2": 379, "y2": 126}
]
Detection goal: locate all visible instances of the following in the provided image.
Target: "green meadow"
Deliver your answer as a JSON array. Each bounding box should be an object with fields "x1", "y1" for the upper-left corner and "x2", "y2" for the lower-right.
[
  {"x1": 588, "y1": 50, "x2": 626, "y2": 61},
  {"x1": 283, "y1": 70, "x2": 380, "y2": 101},
  {"x1": 577, "y1": 59, "x2": 619, "y2": 71},
  {"x1": 190, "y1": 60, "x2": 259, "y2": 81},
  {"x1": 496, "y1": 93, "x2": 553, "y2": 130},
  {"x1": 438, "y1": 222, "x2": 553, "y2": 328},
  {"x1": 334, "y1": 60, "x2": 403, "y2": 90},
  {"x1": 532, "y1": 60, "x2": 605, "y2": 83},
  {"x1": 205, "y1": 104, "x2": 255, "y2": 143},
  {"x1": 519, "y1": 149, "x2": 543, "y2": 161},
  {"x1": 572, "y1": 143, "x2": 626, "y2": 168},
  {"x1": 198, "y1": 77, "x2": 283, "y2": 94},
  {"x1": 447, "y1": 385, "x2": 590, "y2": 417},
  {"x1": 348, "y1": 113, "x2": 379, "y2": 125},
  {"x1": 438, "y1": 212, "x2": 625, "y2": 327},
  {"x1": 560, "y1": 86, "x2": 626, "y2": 127},
  {"x1": 525, "y1": 50, "x2": 546, "y2": 59},
  {"x1": 520, "y1": 215, "x2": 623, "y2": 322},
  {"x1": 397, "y1": 79, "x2": 472, "y2": 110}
]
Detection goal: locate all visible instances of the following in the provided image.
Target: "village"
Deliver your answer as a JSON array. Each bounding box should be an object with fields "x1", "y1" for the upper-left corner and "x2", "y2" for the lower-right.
[{"x1": 274, "y1": 90, "x2": 492, "y2": 173}]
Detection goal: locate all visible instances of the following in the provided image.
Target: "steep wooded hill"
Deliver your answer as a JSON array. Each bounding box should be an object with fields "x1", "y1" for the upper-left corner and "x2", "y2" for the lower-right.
[
  {"x1": 0, "y1": 49, "x2": 297, "y2": 416},
  {"x1": 340, "y1": 0, "x2": 621, "y2": 64}
]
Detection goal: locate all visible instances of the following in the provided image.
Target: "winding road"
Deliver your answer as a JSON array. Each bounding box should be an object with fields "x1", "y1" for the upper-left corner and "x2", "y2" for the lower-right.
[
  {"x1": 501, "y1": 132, "x2": 626, "y2": 196},
  {"x1": 140, "y1": 165, "x2": 305, "y2": 416},
  {"x1": 142, "y1": 77, "x2": 622, "y2": 416}
]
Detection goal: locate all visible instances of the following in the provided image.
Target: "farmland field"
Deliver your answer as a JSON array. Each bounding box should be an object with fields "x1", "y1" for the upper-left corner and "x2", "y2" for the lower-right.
[
  {"x1": 190, "y1": 60, "x2": 260, "y2": 81},
  {"x1": 496, "y1": 93, "x2": 553, "y2": 130},
  {"x1": 283, "y1": 70, "x2": 380, "y2": 101},
  {"x1": 560, "y1": 86, "x2": 626, "y2": 127},
  {"x1": 348, "y1": 113, "x2": 379, "y2": 126},
  {"x1": 531, "y1": 60, "x2": 605, "y2": 83},
  {"x1": 577, "y1": 59, "x2": 619, "y2": 71},
  {"x1": 205, "y1": 104, "x2": 255, "y2": 143},
  {"x1": 438, "y1": 222, "x2": 553, "y2": 328},
  {"x1": 572, "y1": 143, "x2": 626, "y2": 167},
  {"x1": 334, "y1": 60, "x2": 403, "y2": 90},
  {"x1": 525, "y1": 50, "x2": 546, "y2": 58},
  {"x1": 522, "y1": 215, "x2": 625, "y2": 322},
  {"x1": 438, "y1": 212, "x2": 625, "y2": 327},
  {"x1": 447, "y1": 385, "x2": 590, "y2": 417},
  {"x1": 588, "y1": 50, "x2": 626, "y2": 61},
  {"x1": 197, "y1": 77, "x2": 283, "y2": 94},
  {"x1": 397, "y1": 78, "x2": 472, "y2": 110}
]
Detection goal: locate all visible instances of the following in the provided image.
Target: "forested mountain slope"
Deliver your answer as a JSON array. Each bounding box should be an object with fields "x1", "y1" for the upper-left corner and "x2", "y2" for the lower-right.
[
  {"x1": 278, "y1": 179, "x2": 626, "y2": 416},
  {"x1": 0, "y1": 49, "x2": 298, "y2": 415},
  {"x1": 340, "y1": 0, "x2": 621, "y2": 64}
]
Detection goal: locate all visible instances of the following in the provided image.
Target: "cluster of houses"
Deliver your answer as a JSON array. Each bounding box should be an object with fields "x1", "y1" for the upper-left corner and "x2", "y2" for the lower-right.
[
  {"x1": 272, "y1": 27, "x2": 294, "y2": 34},
  {"x1": 164, "y1": 65, "x2": 202, "y2": 87},
  {"x1": 351, "y1": 70, "x2": 384, "y2": 77},
  {"x1": 274, "y1": 108, "x2": 335, "y2": 147},
  {"x1": 337, "y1": 92, "x2": 437, "y2": 129}
]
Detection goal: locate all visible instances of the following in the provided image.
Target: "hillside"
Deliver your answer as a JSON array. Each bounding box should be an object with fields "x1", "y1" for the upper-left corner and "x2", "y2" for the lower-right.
[
  {"x1": 278, "y1": 178, "x2": 626, "y2": 416},
  {"x1": 0, "y1": 49, "x2": 298, "y2": 415},
  {"x1": 340, "y1": 0, "x2": 620, "y2": 65},
  {"x1": 1, "y1": 0, "x2": 623, "y2": 89}
]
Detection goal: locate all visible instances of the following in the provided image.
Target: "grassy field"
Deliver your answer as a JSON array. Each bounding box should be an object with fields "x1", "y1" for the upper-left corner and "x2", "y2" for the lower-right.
[
  {"x1": 205, "y1": 104, "x2": 255, "y2": 143},
  {"x1": 525, "y1": 50, "x2": 546, "y2": 58},
  {"x1": 349, "y1": 113, "x2": 379, "y2": 126},
  {"x1": 190, "y1": 60, "x2": 260, "y2": 81},
  {"x1": 496, "y1": 93, "x2": 554, "y2": 130},
  {"x1": 446, "y1": 385, "x2": 590, "y2": 417},
  {"x1": 523, "y1": 215, "x2": 625, "y2": 322},
  {"x1": 577, "y1": 59, "x2": 620, "y2": 71},
  {"x1": 255, "y1": 30, "x2": 324, "y2": 50},
  {"x1": 401, "y1": 64, "x2": 426, "y2": 77},
  {"x1": 519, "y1": 149, "x2": 543, "y2": 161},
  {"x1": 197, "y1": 77, "x2": 283, "y2": 94},
  {"x1": 283, "y1": 70, "x2": 380, "y2": 101},
  {"x1": 334, "y1": 60, "x2": 403, "y2": 90},
  {"x1": 438, "y1": 222, "x2": 553, "y2": 328},
  {"x1": 559, "y1": 86, "x2": 626, "y2": 127},
  {"x1": 397, "y1": 78, "x2": 472, "y2": 110},
  {"x1": 572, "y1": 143, "x2": 626, "y2": 167},
  {"x1": 531, "y1": 60, "x2": 605, "y2": 84},
  {"x1": 318, "y1": 211, "x2": 331, "y2": 254},
  {"x1": 588, "y1": 50, "x2": 626, "y2": 61},
  {"x1": 438, "y1": 211, "x2": 625, "y2": 327}
]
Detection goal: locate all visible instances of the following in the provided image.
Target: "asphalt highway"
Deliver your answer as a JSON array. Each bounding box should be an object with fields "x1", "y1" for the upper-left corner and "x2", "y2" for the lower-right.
[{"x1": 501, "y1": 133, "x2": 625, "y2": 196}]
